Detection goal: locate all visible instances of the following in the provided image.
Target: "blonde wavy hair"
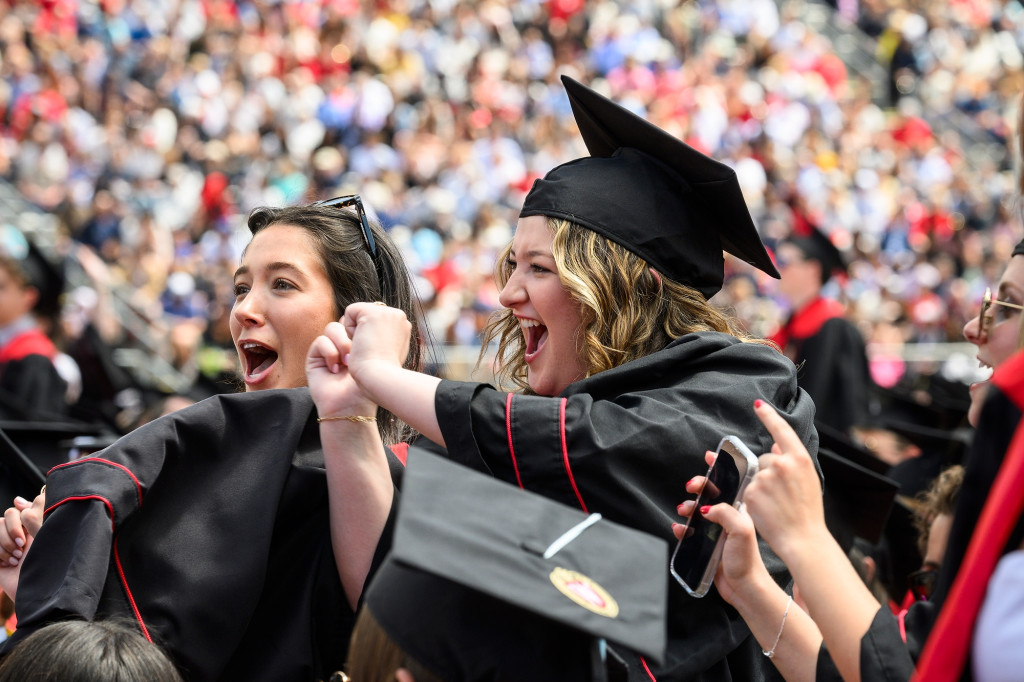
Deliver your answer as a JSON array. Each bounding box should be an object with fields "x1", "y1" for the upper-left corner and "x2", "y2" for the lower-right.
[{"x1": 479, "y1": 218, "x2": 767, "y2": 392}]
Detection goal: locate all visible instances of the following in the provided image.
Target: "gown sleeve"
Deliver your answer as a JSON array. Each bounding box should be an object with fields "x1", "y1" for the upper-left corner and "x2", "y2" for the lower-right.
[{"x1": 815, "y1": 607, "x2": 914, "y2": 682}]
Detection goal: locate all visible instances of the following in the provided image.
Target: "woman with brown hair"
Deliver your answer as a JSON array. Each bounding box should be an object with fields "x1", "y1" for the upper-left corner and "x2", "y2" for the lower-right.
[{"x1": 0, "y1": 197, "x2": 423, "y2": 681}]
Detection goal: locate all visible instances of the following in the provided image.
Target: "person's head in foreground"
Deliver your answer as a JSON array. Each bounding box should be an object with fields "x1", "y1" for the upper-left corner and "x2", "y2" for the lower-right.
[
  {"x1": 481, "y1": 76, "x2": 780, "y2": 396},
  {"x1": 0, "y1": 619, "x2": 183, "y2": 682}
]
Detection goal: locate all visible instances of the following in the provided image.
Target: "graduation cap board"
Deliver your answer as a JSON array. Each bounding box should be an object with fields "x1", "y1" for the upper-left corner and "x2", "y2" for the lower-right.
[
  {"x1": 365, "y1": 452, "x2": 668, "y2": 682},
  {"x1": 520, "y1": 76, "x2": 778, "y2": 299},
  {"x1": 819, "y1": 447, "x2": 900, "y2": 552},
  {"x1": 815, "y1": 420, "x2": 891, "y2": 476}
]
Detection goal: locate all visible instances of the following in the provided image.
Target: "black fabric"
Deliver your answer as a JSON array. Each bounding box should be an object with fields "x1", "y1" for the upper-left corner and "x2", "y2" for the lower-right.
[
  {"x1": 932, "y1": 388, "x2": 1024, "y2": 610},
  {"x1": 365, "y1": 452, "x2": 668, "y2": 681},
  {"x1": 519, "y1": 76, "x2": 778, "y2": 299},
  {"x1": 369, "y1": 560, "x2": 594, "y2": 682},
  {"x1": 866, "y1": 608, "x2": 919, "y2": 680},
  {"x1": 815, "y1": 607, "x2": 914, "y2": 682},
  {"x1": 815, "y1": 420, "x2": 889, "y2": 474},
  {"x1": 3, "y1": 388, "x2": 403, "y2": 682},
  {"x1": 789, "y1": 316, "x2": 874, "y2": 433},
  {"x1": 435, "y1": 331, "x2": 818, "y2": 681},
  {"x1": 880, "y1": 382, "x2": 1024, "y2": 673},
  {"x1": 0, "y1": 354, "x2": 69, "y2": 421},
  {"x1": 818, "y1": 448, "x2": 899, "y2": 551}
]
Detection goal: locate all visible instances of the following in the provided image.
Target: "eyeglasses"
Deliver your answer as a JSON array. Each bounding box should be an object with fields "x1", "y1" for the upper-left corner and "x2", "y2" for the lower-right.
[
  {"x1": 979, "y1": 287, "x2": 1024, "y2": 342},
  {"x1": 314, "y1": 195, "x2": 377, "y2": 258},
  {"x1": 907, "y1": 565, "x2": 939, "y2": 601}
]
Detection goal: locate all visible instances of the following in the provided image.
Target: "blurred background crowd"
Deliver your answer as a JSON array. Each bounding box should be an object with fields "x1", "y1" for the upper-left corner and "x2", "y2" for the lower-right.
[{"x1": 0, "y1": 0, "x2": 1021, "y2": 432}]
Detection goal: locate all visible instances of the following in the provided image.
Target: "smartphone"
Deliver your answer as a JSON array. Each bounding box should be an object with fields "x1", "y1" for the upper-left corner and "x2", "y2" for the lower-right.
[{"x1": 670, "y1": 435, "x2": 759, "y2": 598}]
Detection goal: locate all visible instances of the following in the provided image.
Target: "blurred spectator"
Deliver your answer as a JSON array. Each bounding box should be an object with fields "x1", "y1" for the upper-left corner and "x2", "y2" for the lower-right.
[
  {"x1": 769, "y1": 225, "x2": 877, "y2": 433},
  {"x1": 0, "y1": 225, "x2": 73, "y2": 420}
]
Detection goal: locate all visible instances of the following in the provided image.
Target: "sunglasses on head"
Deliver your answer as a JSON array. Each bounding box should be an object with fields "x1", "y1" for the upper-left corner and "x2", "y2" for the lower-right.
[{"x1": 313, "y1": 195, "x2": 377, "y2": 258}]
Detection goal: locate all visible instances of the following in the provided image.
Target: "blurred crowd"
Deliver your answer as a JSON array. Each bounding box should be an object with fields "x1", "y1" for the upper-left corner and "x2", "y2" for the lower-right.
[{"x1": 1, "y1": 0, "x2": 1023, "y2": 412}]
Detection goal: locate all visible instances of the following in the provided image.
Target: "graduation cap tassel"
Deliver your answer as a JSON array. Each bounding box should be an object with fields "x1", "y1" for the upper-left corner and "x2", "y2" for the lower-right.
[{"x1": 543, "y1": 513, "x2": 603, "y2": 559}]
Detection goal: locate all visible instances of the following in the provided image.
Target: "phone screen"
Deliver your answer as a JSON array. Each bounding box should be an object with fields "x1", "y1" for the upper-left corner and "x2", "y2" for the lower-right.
[{"x1": 671, "y1": 440, "x2": 747, "y2": 593}]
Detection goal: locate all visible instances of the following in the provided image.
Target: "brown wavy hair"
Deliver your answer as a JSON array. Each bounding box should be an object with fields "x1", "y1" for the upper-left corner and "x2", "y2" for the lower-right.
[{"x1": 479, "y1": 218, "x2": 766, "y2": 392}]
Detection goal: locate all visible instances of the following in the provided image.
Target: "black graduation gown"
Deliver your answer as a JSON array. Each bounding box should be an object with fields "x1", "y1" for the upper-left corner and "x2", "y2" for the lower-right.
[
  {"x1": 434, "y1": 331, "x2": 819, "y2": 682},
  {"x1": 0, "y1": 353, "x2": 69, "y2": 420},
  {"x1": 789, "y1": 317, "x2": 873, "y2": 434},
  {"x1": 815, "y1": 607, "x2": 915, "y2": 681},
  {"x1": 3, "y1": 387, "x2": 403, "y2": 682}
]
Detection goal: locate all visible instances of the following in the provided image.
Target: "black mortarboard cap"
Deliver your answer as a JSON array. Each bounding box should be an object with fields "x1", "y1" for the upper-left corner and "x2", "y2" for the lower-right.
[
  {"x1": 520, "y1": 76, "x2": 779, "y2": 299},
  {"x1": 1013, "y1": 236, "x2": 1024, "y2": 258},
  {"x1": 819, "y1": 447, "x2": 900, "y2": 552},
  {"x1": 816, "y1": 420, "x2": 890, "y2": 476},
  {"x1": 364, "y1": 452, "x2": 668, "y2": 681},
  {"x1": 920, "y1": 375, "x2": 970, "y2": 431},
  {"x1": 0, "y1": 225, "x2": 64, "y2": 317},
  {"x1": 783, "y1": 225, "x2": 846, "y2": 281},
  {"x1": 861, "y1": 385, "x2": 970, "y2": 460}
]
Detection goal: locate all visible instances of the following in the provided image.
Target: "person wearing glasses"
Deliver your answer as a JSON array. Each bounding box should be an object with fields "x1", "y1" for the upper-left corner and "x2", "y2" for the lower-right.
[
  {"x1": 315, "y1": 76, "x2": 818, "y2": 681},
  {"x1": 673, "y1": 238, "x2": 1024, "y2": 682},
  {"x1": 962, "y1": 245, "x2": 1024, "y2": 427},
  {"x1": 0, "y1": 197, "x2": 423, "y2": 681}
]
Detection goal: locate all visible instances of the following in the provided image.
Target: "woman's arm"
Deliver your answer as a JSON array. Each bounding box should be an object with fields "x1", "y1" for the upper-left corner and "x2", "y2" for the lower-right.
[
  {"x1": 307, "y1": 322, "x2": 396, "y2": 609},
  {"x1": 339, "y1": 305, "x2": 445, "y2": 446},
  {"x1": 746, "y1": 401, "x2": 885, "y2": 682},
  {"x1": 676, "y1": 499, "x2": 822, "y2": 682}
]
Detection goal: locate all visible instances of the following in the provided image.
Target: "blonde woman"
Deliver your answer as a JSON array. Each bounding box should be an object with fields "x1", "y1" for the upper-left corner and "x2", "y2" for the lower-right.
[{"x1": 314, "y1": 77, "x2": 818, "y2": 681}]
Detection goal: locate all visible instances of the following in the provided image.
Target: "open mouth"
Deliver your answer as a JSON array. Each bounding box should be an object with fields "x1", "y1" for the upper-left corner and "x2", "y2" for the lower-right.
[
  {"x1": 521, "y1": 318, "x2": 548, "y2": 360},
  {"x1": 240, "y1": 341, "x2": 279, "y2": 381}
]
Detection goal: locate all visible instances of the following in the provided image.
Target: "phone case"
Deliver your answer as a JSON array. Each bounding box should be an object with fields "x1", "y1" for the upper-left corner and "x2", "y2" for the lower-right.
[{"x1": 671, "y1": 435, "x2": 759, "y2": 598}]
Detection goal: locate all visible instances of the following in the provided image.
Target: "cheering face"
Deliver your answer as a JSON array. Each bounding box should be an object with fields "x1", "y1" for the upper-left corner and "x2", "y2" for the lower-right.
[
  {"x1": 230, "y1": 224, "x2": 338, "y2": 391},
  {"x1": 498, "y1": 216, "x2": 586, "y2": 396},
  {"x1": 963, "y1": 256, "x2": 1024, "y2": 425}
]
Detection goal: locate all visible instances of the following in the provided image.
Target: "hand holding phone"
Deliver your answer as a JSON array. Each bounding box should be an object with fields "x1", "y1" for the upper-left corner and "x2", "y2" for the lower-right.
[{"x1": 670, "y1": 436, "x2": 758, "y2": 598}]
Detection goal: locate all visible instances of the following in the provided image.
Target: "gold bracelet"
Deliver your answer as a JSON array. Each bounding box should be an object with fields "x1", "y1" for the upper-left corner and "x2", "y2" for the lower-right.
[{"x1": 317, "y1": 414, "x2": 377, "y2": 424}]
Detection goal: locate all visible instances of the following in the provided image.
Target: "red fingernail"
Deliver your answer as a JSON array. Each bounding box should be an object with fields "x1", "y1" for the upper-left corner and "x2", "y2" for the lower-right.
[
  {"x1": 754, "y1": 399, "x2": 763, "y2": 408},
  {"x1": 700, "y1": 505, "x2": 710, "y2": 515},
  {"x1": 677, "y1": 503, "x2": 687, "y2": 513}
]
